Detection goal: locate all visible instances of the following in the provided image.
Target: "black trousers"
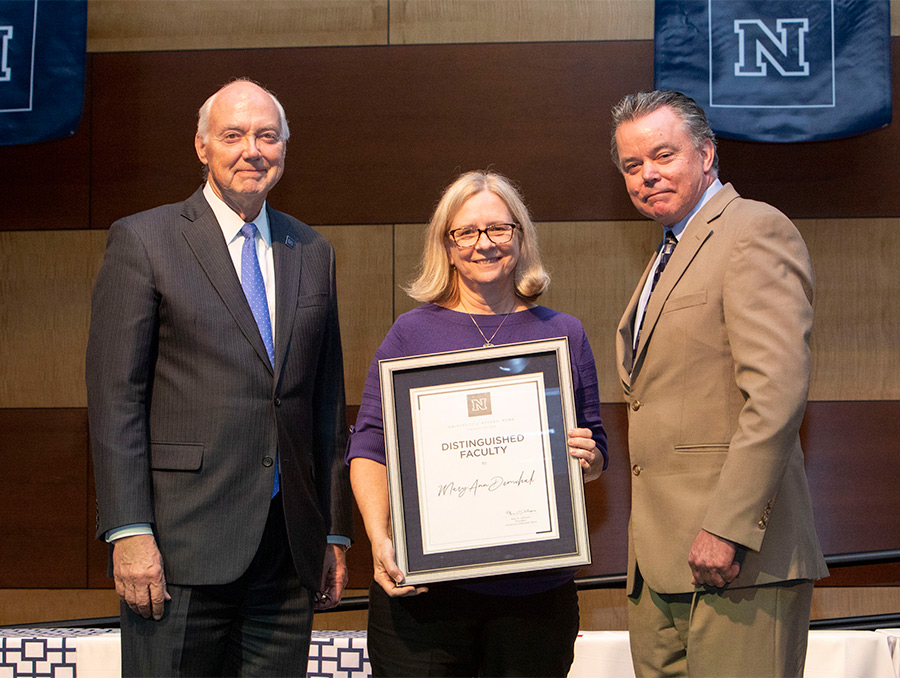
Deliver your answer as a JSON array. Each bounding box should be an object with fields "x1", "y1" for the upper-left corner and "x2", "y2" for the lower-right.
[
  {"x1": 367, "y1": 579, "x2": 580, "y2": 678},
  {"x1": 120, "y1": 497, "x2": 314, "y2": 677}
]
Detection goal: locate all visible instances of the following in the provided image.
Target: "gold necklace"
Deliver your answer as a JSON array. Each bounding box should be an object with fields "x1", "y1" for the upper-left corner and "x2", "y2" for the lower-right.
[{"x1": 462, "y1": 301, "x2": 515, "y2": 347}]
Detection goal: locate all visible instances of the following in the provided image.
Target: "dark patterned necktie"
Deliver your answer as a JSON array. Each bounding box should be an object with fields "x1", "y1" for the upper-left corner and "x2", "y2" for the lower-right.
[
  {"x1": 634, "y1": 230, "x2": 678, "y2": 351},
  {"x1": 651, "y1": 229, "x2": 678, "y2": 294}
]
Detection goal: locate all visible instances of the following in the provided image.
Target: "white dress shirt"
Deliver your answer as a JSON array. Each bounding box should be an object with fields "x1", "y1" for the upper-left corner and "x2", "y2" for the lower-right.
[{"x1": 633, "y1": 179, "x2": 724, "y2": 351}]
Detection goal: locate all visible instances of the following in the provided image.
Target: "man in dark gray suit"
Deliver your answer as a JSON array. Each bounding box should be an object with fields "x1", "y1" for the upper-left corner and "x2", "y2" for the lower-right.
[{"x1": 86, "y1": 79, "x2": 353, "y2": 677}]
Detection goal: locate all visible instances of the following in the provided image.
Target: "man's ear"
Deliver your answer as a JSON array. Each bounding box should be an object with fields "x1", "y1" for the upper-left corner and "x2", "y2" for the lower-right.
[
  {"x1": 194, "y1": 134, "x2": 207, "y2": 165},
  {"x1": 700, "y1": 139, "x2": 715, "y2": 174}
]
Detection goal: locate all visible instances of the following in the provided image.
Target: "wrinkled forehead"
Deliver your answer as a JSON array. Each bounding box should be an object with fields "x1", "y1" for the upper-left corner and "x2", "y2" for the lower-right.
[{"x1": 210, "y1": 85, "x2": 281, "y2": 128}]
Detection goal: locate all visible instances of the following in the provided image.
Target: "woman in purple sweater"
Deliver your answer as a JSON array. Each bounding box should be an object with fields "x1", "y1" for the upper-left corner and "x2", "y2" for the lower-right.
[{"x1": 347, "y1": 170, "x2": 608, "y2": 677}]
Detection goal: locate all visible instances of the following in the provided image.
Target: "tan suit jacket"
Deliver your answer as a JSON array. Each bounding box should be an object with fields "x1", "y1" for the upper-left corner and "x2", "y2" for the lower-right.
[{"x1": 616, "y1": 183, "x2": 828, "y2": 596}]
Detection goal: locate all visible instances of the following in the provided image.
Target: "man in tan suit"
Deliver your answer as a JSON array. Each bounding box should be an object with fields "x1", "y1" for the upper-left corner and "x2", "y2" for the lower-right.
[{"x1": 611, "y1": 90, "x2": 828, "y2": 677}]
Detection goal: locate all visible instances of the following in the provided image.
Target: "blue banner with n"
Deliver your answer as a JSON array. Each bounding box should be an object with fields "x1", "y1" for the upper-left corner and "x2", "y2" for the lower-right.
[
  {"x1": 0, "y1": 0, "x2": 87, "y2": 145},
  {"x1": 654, "y1": 0, "x2": 891, "y2": 142}
]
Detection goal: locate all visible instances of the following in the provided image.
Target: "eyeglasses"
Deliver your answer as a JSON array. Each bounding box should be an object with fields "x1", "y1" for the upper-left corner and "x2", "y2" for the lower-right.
[{"x1": 448, "y1": 223, "x2": 518, "y2": 249}]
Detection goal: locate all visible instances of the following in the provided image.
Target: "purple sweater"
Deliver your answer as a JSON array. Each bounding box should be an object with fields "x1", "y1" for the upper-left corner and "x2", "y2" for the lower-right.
[{"x1": 347, "y1": 304, "x2": 608, "y2": 595}]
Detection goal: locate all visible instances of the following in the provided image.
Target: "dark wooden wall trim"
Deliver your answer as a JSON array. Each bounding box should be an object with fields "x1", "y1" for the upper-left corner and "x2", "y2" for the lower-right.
[
  {"x1": 801, "y1": 401, "x2": 900, "y2": 557},
  {"x1": 4, "y1": 403, "x2": 891, "y2": 589},
  {"x1": 0, "y1": 409, "x2": 90, "y2": 588},
  {"x1": 4, "y1": 40, "x2": 900, "y2": 231}
]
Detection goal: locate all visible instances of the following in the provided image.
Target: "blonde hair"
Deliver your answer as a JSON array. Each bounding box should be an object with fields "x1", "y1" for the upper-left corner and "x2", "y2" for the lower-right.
[{"x1": 405, "y1": 170, "x2": 550, "y2": 305}]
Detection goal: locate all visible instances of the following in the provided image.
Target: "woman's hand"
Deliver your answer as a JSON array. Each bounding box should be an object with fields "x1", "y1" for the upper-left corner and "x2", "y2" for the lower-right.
[
  {"x1": 568, "y1": 427, "x2": 603, "y2": 482},
  {"x1": 371, "y1": 535, "x2": 429, "y2": 598}
]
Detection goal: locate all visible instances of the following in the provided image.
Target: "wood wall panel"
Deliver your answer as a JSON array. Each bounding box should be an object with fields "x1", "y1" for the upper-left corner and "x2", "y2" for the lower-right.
[
  {"x1": 802, "y1": 401, "x2": 900, "y2": 557},
  {"x1": 344, "y1": 400, "x2": 900, "y2": 585},
  {"x1": 0, "y1": 230, "x2": 108, "y2": 409},
  {"x1": 2, "y1": 402, "x2": 898, "y2": 594},
  {"x1": 0, "y1": 60, "x2": 91, "y2": 232},
  {"x1": 578, "y1": 400, "x2": 630, "y2": 578},
  {"x1": 0, "y1": 214, "x2": 895, "y2": 413},
  {"x1": 390, "y1": 0, "x2": 653, "y2": 44},
  {"x1": 82, "y1": 0, "x2": 900, "y2": 54},
  {"x1": 87, "y1": 42, "x2": 653, "y2": 231},
  {"x1": 84, "y1": 41, "x2": 900, "y2": 237},
  {"x1": 2, "y1": 585, "x2": 900, "y2": 629},
  {"x1": 576, "y1": 400, "x2": 900, "y2": 580},
  {"x1": 2, "y1": 1, "x2": 899, "y2": 610},
  {"x1": 0, "y1": 589, "x2": 120, "y2": 627},
  {"x1": 86, "y1": 0, "x2": 389, "y2": 53},
  {"x1": 823, "y1": 563, "x2": 900, "y2": 588},
  {"x1": 801, "y1": 218, "x2": 900, "y2": 401},
  {"x1": 536, "y1": 221, "x2": 658, "y2": 402},
  {"x1": 393, "y1": 223, "x2": 427, "y2": 319},
  {"x1": 0, "y1": 409, "x2": 89, "y2": 588},
  {"x1": 316, "y1": 225, "x2": 395, "y2": 404},
  {"x1": 390, "y1": 217, "x2": 900, "y2": 404}
]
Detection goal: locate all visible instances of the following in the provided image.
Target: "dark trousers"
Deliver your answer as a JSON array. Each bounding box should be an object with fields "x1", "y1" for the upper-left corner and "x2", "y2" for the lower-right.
[
  {"x1": 367, "y1": 579, "x2": 580, "y2": 678},
  {"x1": 120, "y1": 497, "x2": 314, "y2": 677}
]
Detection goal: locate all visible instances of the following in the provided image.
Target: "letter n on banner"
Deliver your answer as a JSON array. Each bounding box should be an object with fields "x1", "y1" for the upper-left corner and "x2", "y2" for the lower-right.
[
  {"x1": 654, "y1": 0, "x2": 891, "y2": 142},
  {"x1": 0, "y1": 0, "x2": 87, "y2": 145}
]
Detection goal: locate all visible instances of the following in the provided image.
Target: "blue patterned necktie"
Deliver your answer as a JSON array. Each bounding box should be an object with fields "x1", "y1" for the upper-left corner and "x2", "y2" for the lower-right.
[
  {"x1": 240, "y1": 222, "x2": 279, "y2": 496},
  {"x1": 634, "y1": 229, "x2": 678, "y2": 352},
  {"x1": 240, "y1": 223, "x2": 275, "y2": 366}
]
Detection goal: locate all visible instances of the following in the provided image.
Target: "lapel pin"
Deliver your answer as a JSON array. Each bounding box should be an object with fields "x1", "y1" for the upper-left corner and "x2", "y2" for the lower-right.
[{"x1": 284, "y1": 235, "x2": 295, "y2": 249}]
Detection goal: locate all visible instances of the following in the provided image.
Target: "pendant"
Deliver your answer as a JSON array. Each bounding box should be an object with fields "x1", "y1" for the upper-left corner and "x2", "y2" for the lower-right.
[{"x1": 483, "y1": 341, "x2": 493, "y2": 347}]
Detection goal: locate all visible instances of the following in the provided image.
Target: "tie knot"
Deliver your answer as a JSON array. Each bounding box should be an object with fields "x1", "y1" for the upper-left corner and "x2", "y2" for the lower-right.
[
  {"x1": 662, "y1": 230, "x2": 677, "y2": 255},
  {"x1": 241, "y1": 222, "x2": 258, "y2": 240}
]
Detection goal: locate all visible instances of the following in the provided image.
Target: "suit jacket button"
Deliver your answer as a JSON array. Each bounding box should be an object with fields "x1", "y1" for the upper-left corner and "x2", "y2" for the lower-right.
[
  {"x1": 632, "y1": 464, "x2": 642, "y2": 476},
  {"x1": 274, "y1": 397, "x2": 281, "y2": 407},
  {"x1": 262, "y1": 456, "x2": 274, "y2": 467},
  {"x1": 631, "y1": 400, "x2": 642, "y2": 411}
]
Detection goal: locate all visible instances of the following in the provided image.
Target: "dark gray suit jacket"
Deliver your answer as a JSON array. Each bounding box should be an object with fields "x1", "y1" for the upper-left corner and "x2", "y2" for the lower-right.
[{"x1": 87, "y1": 187, "x2": 352, "y2": 590}]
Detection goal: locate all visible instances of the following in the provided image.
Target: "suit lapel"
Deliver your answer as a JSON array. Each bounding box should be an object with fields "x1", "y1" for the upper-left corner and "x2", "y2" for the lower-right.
[
  {"x1": 270, "y1": 208, "x2": 302, "y2": 380},
  {"x1": 631, "y1": 183, "x2": 739, "y2": 372},
  {"x1": 617, "y1": 255, "x2": 654, "y2": 387},
  {"x1": 180, "y1": 188, "x2": 275, "y2": 375}
]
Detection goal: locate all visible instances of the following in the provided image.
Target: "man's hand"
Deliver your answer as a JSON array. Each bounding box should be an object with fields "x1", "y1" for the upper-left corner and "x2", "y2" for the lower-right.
[
  {"x1": 112, "y1": 534, "x2": 170, "y2": 620},
  {"x1": 688, "y1": 529, "x2": 740, "y2": 588},
  {"x1": 315, "y1": 544, "x2": 349, "y2": 610}
]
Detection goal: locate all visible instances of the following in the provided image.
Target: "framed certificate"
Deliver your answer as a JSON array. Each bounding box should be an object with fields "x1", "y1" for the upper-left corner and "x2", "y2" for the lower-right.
[{"x1": 379, "y1": 337, "x2": 591, "y2": 585}]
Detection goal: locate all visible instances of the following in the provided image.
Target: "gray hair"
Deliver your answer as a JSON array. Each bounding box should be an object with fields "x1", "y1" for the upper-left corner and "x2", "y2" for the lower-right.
[
  {"x1": 196, "y1": 78, "x2": 290, "y2": 143},
  {"x1": 610, "y1": 90, "x2": 718, "y2": 174}
]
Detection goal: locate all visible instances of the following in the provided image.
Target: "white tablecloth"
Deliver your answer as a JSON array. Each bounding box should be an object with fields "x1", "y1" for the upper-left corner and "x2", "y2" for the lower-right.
[
  {"x1": 568, "y1": 630, "x2": 898, "y2": 678},
  {"x1": 804, "y1": 630, "x2": 896, "y2": 678},
  {"x1": 73, "y1": 632, "x2": 120, "y2": 678},
  {"x1": 73, "y1": 630, "x2": 373, "y2": 678},
  {"x1": 568, "y1": 631, "x2": 634, "y2": 677}
]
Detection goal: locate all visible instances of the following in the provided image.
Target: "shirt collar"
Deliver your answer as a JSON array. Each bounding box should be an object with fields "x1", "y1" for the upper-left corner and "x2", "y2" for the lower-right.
[
  {"x1": 667, "y1": 179, "x2": 723, "y2": 242},
  {"x1": 203, "y1": 181, "x2": 272, "y2": 247}
]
